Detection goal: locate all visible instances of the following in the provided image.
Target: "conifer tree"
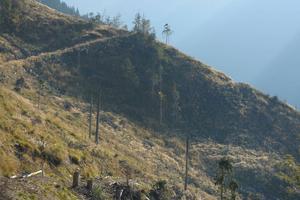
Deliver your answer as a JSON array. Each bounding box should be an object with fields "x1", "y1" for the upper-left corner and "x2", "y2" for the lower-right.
[
  {"x1": 133, "y1": 13, "x2": 142, "y2": 33},
  {"x1": 162, "y1": 24, "x2": 173, "y2": 44},
  {"x1": 215, "y1": 157, "x2": 239, "y2": 200}
]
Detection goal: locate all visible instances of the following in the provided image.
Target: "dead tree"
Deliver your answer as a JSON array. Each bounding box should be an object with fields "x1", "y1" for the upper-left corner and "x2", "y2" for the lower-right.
[
  {"x1": 72, "y1": 171, "x2": 80, "y2": 188},
  {"x1": 86, "y1": 179, "x2": 93, "y2": 191},
  {"x1": 159, "y1": 65, "x2": 163, "y2": 125},
  {"x1": 95, "y1": 90, "x2": 101, "y2": 144},
  {"x1": 184, "y1": 136, "x2": 189, "y2": 191},
  {"x1": 39, "y1": 136, "x2": 48, "y2": 177},
  {"x1": 88, "y1": 95, "x2": 93, "y2": 139}
]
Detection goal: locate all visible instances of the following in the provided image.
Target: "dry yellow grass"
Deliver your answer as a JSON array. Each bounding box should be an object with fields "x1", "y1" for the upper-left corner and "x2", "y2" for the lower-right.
[{"x1": 0, "y1": 84, "x2": 285, "y2": 199}]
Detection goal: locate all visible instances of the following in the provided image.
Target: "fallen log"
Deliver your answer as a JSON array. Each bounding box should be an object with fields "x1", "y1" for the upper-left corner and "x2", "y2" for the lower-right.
[
  {"x1": 10, "y1": 170, "x2": 43, "y2": 179},
  {"x1": 22, "y1": 170, "x2": 42, "y2": 178}
]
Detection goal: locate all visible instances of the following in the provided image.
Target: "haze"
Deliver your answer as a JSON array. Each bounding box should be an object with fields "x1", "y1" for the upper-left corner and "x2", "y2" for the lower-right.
[{"x1": 64, "y1": 0, "x2": 300, "y2": 107}]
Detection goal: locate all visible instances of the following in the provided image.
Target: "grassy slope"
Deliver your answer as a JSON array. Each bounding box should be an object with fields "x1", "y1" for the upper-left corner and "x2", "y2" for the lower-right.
[
  {"x1": 0, "y1": 0, "x2": 125, "y2": 63},
  {"x1": 0, "y1": 0, "x2": 299, "y2": 199},
  {"x1": 0, "y1": 86, "x2": 285, "y2": 200},
  {"x1": 0, "y1": 86, "x2": 215, "y2": 199}
]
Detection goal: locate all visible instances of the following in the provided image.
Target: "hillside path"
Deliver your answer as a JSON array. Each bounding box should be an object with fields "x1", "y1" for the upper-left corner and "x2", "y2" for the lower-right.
[{"x1": 0, "y1": 33, "x2": 132, "y2": 67}]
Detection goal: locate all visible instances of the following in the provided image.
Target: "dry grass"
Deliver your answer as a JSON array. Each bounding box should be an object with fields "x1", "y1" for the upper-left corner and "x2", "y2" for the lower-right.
[{"x1": 0, "y1": 85, "x2": 285, "y2": 199}]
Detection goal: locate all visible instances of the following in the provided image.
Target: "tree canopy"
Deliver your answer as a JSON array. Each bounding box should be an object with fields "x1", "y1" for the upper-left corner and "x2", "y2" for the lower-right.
[{"x1": 38, "y1": 0, "x2": 80, "y2": 16}]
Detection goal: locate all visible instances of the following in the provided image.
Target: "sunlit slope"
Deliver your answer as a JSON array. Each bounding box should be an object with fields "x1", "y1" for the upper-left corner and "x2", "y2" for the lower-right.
[{"x1": 0, "y1": 0, "x2": 299, "y2": 199}]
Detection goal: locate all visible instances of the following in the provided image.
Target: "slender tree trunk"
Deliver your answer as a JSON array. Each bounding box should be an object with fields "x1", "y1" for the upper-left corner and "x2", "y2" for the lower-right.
[
  {"x1": 159, "y1": 66, "x2": 163, "y2": 125},
  {"x1": 220, "y1": 170, "x2": 224, "y2": 200},
  {"x1": 221, "y1": 185, "x2": 224, "y2": 200},
  {"x1": 88, "y1": 95, "x2": 93, "y2": 139},
  {"x1": 37, "y1": 89, "x2": 40, "y2": 110},
  {"x1": 37, "y1": 83, "x2": 43, "y2": 110},
  {"x1": 77, "y1": 50, "x2": 81, "y2": 69},
  {"x1": 41, "y1": 140, "x2": 45, "y2": 177},
  {"x1": 72, "y1": 171, "x2": 80, "y2": 188},
  {"x1": 184, "y1": 136, "x2": 189, "y2": 190},
  {"x1": 95, "y1": 91, "x2": 101, "y2": 144},
  {"x1": 160, "y1": 96, "x2": 163, "y2": 125}
]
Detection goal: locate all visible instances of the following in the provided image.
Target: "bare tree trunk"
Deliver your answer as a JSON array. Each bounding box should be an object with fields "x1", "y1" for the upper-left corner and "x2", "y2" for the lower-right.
[
  {"x1": 184, "y1": 136, "x2": 189, "y2": 191},
  {"x1": 77, "y1": 50, "x2": 81, "y2": 69},
  {"x1": 159, "y1": 65, "x2": 163, "y2": 125},
  {"x1": 37, "y1": 89, "x2": 41, "y2": 110},
  {"x1": 86, "y1": 179, "x2": 93, "y2": 191},
  {"x1": 160, "y1": 96, "x2": 163, "y2": 125},
  {"x1": 221, "y1": 185, "x2": 224, "y2": 200},
  {"x1": 72, "y1": 171, "x2": 80, "y2": 188},
  {"x1": 40, "y1": 139, "x2": 46, "y2": 177},
  {"x1": 89, "y1": 95, "x2": 93, "y2": 139},
  {"x1": 37, "y1": 82, "x2": 43, "y2": 110},
  {"x1": 95, "y1": 91, "x2": 101, "y2": 144}
]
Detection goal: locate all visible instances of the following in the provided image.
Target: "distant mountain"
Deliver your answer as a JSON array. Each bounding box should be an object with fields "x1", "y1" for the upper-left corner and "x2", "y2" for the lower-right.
[
  {"x1": 38, "y1": 0, "x2": 80, "y2": 16},
  {"x1": 256, "y1": 34, "x2": 300, "y2": 108}
]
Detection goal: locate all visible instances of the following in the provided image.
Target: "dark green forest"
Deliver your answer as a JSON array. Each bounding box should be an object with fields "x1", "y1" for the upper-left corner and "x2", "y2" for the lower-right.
[{"x1": 38, "y1": 0, "x2": 80, "y2": 16}]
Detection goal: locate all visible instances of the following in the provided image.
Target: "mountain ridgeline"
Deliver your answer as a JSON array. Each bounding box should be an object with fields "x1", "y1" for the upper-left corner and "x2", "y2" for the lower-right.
[{"x1": 0, "y1": 0, "x2": 299, "y2": 199}]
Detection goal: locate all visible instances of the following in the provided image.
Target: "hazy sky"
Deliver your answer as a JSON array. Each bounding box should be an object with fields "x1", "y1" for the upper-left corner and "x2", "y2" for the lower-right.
[{"x1": 64, "y1": 0, "x2": 300, "y2": 103}]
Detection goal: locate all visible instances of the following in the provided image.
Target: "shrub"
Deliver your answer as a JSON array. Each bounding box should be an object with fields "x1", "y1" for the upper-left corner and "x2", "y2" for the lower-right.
[
  {"x1": 149, "y1": 180, "x2": 173, "y2": 200},
  {"x1": 91, "y1": 186, "x2": 107, "y2": 200},
  {"x1": 69, "y1": 155, "x2": 80, "y2": 165}
]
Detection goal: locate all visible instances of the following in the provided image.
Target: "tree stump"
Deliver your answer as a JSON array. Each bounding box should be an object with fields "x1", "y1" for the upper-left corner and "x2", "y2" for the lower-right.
[
  {"x1": 72, "y1": 171, "x2": 80, "y2": 188},
  {"x1": 86, "y1": 179, "x2": 93, "y2": 191}
]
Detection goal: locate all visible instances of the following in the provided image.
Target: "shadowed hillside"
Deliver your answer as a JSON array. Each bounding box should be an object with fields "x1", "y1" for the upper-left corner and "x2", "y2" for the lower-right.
[{"x1": 0, "y1": 0, "x2": 299, "y2": 199}]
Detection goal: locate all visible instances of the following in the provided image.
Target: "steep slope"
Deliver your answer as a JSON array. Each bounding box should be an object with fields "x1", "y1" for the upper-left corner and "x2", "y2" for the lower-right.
[
  {"x1": 0, "y1": 0, "x2": 299, "y2": 199},
  {"x1": 0, "y1": 0, "x2": 125, "y2": 62}
]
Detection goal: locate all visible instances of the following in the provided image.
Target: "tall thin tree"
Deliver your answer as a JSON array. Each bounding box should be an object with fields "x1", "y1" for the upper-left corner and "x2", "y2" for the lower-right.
[
  {"x1": 95, "y1": 90, "x2": 101, "y2": 144},
  {"x1": 88, "y1": 95, "x2": 93, "y2": 139},
  {"x1": 133, "y1": 13, "x2": 142, "y2": 33},
  {"x1": 37, "y1": 80, "x2": 42, "y2": 110},
  {"x1": 159, "y1": 65, "x2": 164, "y2": 125},
  {"x1": 162, "y1": 24, "x2": 173, "y2": 44},
  {"x1": 184, "y1": 136, "x2": 190, "y2": 191},
  {"x1": 215, "y1": 157, "x2": 233, "y2": 200}
]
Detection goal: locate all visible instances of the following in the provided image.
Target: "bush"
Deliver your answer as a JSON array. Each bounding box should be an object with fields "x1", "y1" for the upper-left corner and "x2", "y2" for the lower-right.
[
  {"x1": 91, "y1": 186, "x2": 107, "y2": 200},
  {"x1": 149, "y1": 180, "x2": 173, "y2": 200},
  {"x1": 69, "y1": 154, "x2": 80, "y2": 165}
]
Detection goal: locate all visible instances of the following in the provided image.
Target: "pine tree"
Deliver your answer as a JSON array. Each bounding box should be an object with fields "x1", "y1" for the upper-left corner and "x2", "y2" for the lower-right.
[
  {"x1": 133, "y1": 13, "x2": 142, "y2": 33},
  {"x1": 38, "y1": 0, "x2": 80, "y2": 17},
  {"x1": 215, "y1": 157, "x2": 238, "y2": 200},
  {"x1": 132, "y1": 13, "x2": 155, "y2": 37},
  {"x1": 141, "y1": 17, "x2": 151, "y2": 34},
  {"x1": 162, "y1": 24, "x2": 173, "y2": 44}
]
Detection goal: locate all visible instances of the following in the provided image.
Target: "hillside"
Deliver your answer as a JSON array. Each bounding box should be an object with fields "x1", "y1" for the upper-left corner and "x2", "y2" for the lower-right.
[{"x1": 0, "y1": 0, "x2": 299, "y2": 199}]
